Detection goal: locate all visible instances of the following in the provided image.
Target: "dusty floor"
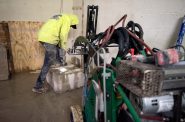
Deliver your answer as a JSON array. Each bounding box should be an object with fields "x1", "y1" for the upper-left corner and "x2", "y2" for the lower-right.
[{"x1": 0, "y1": 72, "x2": 82, "y2": 122}]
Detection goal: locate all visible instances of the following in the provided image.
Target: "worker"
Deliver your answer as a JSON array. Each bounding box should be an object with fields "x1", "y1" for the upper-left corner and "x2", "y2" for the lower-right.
[{"x1": 32, "y1": 14, "x2": 79, "y2": 93}]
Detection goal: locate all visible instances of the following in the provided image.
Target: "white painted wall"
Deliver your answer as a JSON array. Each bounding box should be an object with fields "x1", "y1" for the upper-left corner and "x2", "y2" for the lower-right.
[
  {"x1": 0, "y1": 0, "x2": 62, "y2": 21},
  {"x1": 0, "y1": 0, "x2": 184, "y2": 49},
  {"x1": 0, "y1": 0, "x2": 83, "y2": 63}
]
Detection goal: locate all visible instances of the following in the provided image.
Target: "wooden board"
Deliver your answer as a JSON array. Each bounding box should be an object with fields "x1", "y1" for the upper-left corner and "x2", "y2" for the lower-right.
[
  {"x1": 0, "y1": 45, "x2": 9, "y2": 80},
  {"x1": 0, "y1": 22, "x2": 15, "y2": 73},
  {"x1": 0, "y1": 22, "x2": 9, "y2": 46},
  {"x1": 8, "y1": 21, "x2": 45, "y2": 72}
]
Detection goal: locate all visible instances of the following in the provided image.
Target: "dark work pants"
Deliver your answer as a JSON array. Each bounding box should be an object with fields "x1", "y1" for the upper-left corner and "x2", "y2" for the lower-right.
[{"x1": 34, "y1": 42, "x2": 65, "y2": 89}]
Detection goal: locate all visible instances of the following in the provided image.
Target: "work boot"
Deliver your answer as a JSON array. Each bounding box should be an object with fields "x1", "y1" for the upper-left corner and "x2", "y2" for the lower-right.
[
  {"x1": 32, "y1": 87, "x2": 45, "y2": 94},
  {"x1": 32, "y1": 82, "x2": 50, "y2": 94}
]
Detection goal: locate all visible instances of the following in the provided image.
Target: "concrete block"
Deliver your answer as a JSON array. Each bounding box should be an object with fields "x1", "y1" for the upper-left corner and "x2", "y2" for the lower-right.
[{"x1": 46, "y1": 65, "x2": 84, "y2": 93}]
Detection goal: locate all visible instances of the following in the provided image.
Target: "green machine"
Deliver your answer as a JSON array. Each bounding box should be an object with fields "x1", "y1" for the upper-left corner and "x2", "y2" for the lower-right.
[
  {"x1": 68, "y1": 5, "x2": 185, "y2": 122},
  {"x1": 83, "y1": 62, "x2": 141, "y2": 122},
  {"x1": 68, "y1": 5, "x2": 148, "y2": 122}
]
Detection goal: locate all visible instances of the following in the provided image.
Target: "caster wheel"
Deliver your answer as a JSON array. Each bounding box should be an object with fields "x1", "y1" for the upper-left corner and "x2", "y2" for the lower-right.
[{"x1": 70, "y1": 105, "x2": 83, "y2": 122}]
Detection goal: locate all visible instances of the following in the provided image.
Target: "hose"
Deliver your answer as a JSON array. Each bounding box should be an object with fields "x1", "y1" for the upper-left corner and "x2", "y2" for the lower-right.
[
  {"x1": 117, "y1": 85, "x2": 141, "y2": 122},
  {"x1": 99, "y1": 15, "x2": 154, "y2": 56},
  {"x1": 127, "y1": 30, "x2": 154, "y2": 55},
  {"x1": 99, "y1": 15, "x2": 128, "y2": 47},
  {"x1": 114, "y1": 14, "x2": 127, "y2": 27}
]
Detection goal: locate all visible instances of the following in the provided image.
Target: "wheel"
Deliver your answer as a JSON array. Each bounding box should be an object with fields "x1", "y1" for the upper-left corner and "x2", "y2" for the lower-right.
[{"x1": 70, "y1": 105, "x2": 83, "y2": 122}]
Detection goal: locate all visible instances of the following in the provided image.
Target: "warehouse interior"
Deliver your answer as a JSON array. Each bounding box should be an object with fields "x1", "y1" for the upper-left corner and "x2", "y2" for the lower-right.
[{"x1": 0, "y1": 0, "x2": 185, "y2": 122}]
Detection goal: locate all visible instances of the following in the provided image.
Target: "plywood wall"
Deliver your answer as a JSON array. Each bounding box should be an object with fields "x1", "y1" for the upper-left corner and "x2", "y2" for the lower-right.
[{"x1": 8, "y1": 21, "x2": 45, "y2": 72}]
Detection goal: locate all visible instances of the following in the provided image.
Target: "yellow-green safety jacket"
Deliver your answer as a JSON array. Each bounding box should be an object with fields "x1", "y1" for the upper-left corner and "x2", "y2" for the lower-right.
[{"x1": 38, "y1": 14, "x2": 79, "y2": 50}]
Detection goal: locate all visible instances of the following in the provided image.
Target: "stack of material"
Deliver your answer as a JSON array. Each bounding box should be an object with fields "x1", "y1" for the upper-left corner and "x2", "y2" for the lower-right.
[
  {"x1": 8, "y1": 21, "x2": 44, "y2": 72},
  {"x1": 0, "y1": 23, "x2": 9, "y2": 46},
  {"x1": 0, "y1": 22, "x2": 14, "y2": 74},
  {"x1": 0, "y1": 44, "x2": 9, "y2": 80},
  {"x1": 46, "y1": 65, "x2": 84, "y2": 93}
]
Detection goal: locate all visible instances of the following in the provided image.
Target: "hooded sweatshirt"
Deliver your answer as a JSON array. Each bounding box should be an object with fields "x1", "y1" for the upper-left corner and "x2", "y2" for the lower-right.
[{"x1": 38, "y1": 14, "x2": 79, "y2": 50}]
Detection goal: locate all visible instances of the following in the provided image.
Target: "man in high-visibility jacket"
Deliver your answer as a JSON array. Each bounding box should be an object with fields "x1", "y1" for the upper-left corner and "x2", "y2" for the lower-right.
[{"x1": 32, "y1": 14, "x2": 79, "y2": 93}]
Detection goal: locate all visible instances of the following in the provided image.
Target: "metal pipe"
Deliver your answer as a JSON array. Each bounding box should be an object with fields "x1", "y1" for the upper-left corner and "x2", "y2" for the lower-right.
[
  {"x1": 97, "y1": 51, "x2": 100, "y2": 67},
  {"x1": 101, "y1": 48, "x2": 107, "y2": 122},
  {"x1": 100, "y1": 15, "x2": 127, "y2": 48},
  {"x1": 114, "y1": 14, "x2": 127, "y2": 27},
  {"x1": 92, "y1": 80, "x2": 104, "y2": 121},
  {"x1": 117, "y1": 85, "x2": 141, "y2": 122}
]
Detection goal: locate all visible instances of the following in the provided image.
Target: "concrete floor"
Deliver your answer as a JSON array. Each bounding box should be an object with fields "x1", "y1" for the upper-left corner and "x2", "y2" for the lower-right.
[{"x1": 0, "y1": 72, "x2": 82, "y2": 122}]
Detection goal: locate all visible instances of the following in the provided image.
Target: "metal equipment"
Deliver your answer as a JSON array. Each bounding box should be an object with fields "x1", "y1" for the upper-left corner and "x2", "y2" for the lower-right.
[
  {"x1": 69, "y1": 5, "x2": 185, "y2": 122},
  {"x1": 117, "y1": 60, "x2": 185, "y2": 121},
  {"x1": 86, "y1": 5, "x2": 98, "y2": 40},
  {"x1": 117, "y1": 60, "x2": 164, "y2": 96},
  {"x1": 69, "y1": 10, "x2": 142, "y2": 121},
  {"x1": 130, "y1": 93, "x2": 185, "y2": 115},
  {"x1": 162, "y1": 61, "x2": 185, "y2": 91},
  {"x1": 117, "y1": 60, "x2": 185, "y2": 95}
]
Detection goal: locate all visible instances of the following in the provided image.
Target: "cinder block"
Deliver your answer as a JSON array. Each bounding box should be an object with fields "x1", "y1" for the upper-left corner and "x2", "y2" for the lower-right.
[{"x1": 46, "y1": 65, "x2": 84, "y2": 93}]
